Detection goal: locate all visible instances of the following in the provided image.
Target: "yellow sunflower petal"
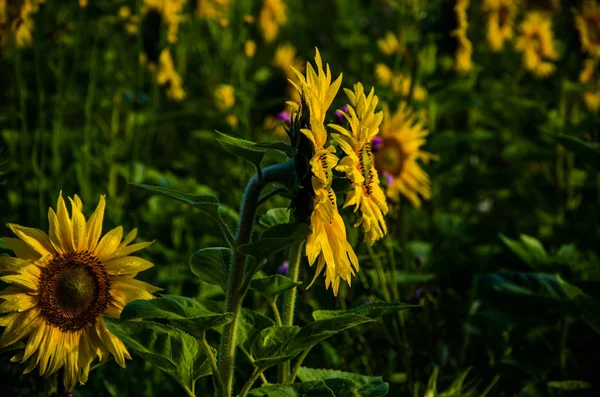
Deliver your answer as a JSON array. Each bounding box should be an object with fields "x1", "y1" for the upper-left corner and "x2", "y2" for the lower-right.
[
  {"x1": 2, "y1": 237, "x2": 40, "y2": 260},
  {"x1": 1, "y1": 264, "x2": 42, "y2": 291},
  {"x1": 104, "y1": 256, "x2": 154, "y2": 276},
  {"x1": 0, "y1": 256, "x2": 31, "y2": 274},
  {"x1": 85, "y1": 195, "x2": 106, "y2": 251},
  {"x1": 114, "y1": 241, "x2": 154, "y2": 258},
  {"x1": 94, "y1": 226, "x2": 124, "y2": 261},
  {"x1": 7, "y1": 224, "x2": 56, "y2": 257},
  {"x1": 56, "y1": 192, "x2": 75, "y2": 252},
  {"x1": 95, "y1": 318, "x2": 130, "y2": 368},
  {"x1": 69, "y1": 198, "x2": 88, "y2": 251},
  {"x1": 0, "y1": 308, "x2": 40, "y2": 347},
  {"x1": 0, "y1": 286, "x2": 38, "y2": 313}
]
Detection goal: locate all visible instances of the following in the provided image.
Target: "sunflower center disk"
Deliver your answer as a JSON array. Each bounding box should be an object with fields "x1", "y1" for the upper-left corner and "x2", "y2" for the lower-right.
[
  {"x1": 376, "y1": 138, "x2": 406, "y2": 177},
  {"x1": 39, "y1": 251, "x2": 111, "y2": 331}
]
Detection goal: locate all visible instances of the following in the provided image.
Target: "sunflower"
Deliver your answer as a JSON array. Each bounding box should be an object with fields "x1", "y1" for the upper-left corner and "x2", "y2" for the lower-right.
[
  {"x1": 575, "y1": 1, "x2": 600, "y2": 58},
  {"x1": 259, "y1": 0, "x2": 287, "y2": 43},
  {"x1": 289, "y1": 48, "x2": 359, "y2": 296},
  {"x1": 451, "y1": 0, "x2": 473, "y2": 73},
  {"x1": 0, "y1": 0, "x2": 44, "y2": 48},
  {"x1": 580, "y1": 58, "x2": 600, "y2": 112},
  {"x1": 155, "y1": 48, "x2": 186, "y2": 101},
  {"x1": 196, "y1": 0, "x2": 231, "y2": 25},
  {"x1": 374, "y1": 64, "x2": 428, "y2": 102},
  {"x1": 515, "y1": 11, "x2": 559, "y2": 78},
  {"x1": 329, "y1": 83, "x2": 389, "y2": 245},
  {"x1": 376, "y1": 102, "x2": 438, "y2": 207},
  {"x1": 483, "y1": 0, "x2": 517, "y2": 52},
  {"x1": 143, "y1": 0, "x2": 185, "y2": 44},
  {"x1": 0, "y1": 193, "x2": 159, "y2": 390},
  {"x1": 377, "y1": 31, "x2": 403, "y2": 56},
  {"x1": 214, "y1": 84, "x2": 236, "y2": 111}
]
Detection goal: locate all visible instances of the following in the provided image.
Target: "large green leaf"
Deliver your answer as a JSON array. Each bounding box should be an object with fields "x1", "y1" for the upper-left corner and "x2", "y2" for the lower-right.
[
  {"x1": 251, "y1": 326, "x2": 300, "y2": 369},
  {"x1": 189, "y1": 247, "x2": 230, "y2": 290},
  {"x1": 248, "y1": 381, "x2": 335, "y2": 397},
  {"x1": 239, "y1": 223, "x2": 311, "y2": 260},
  {"x1": 216, "y1": 131, "x2": 266, "y2": 166},
  {"x1": 297, "y1": 368, "x2": 389, "y2": 397},
  {"x1": 547, "y1": 381, "x2": 592, "y2": 390},
  {"x1": 250, "y1": 275, "x2": 302, "y2": 300},
  {"x1": 119, "y1": 296, "x2": 233, "y2": 339},
  {"x1": 499, "y1": 234, "x2": 550, "y2": 269},
  {"x1": 259, "y1": 208, "x2": 291, "y2": 229},
  {"x1": 312, "y1": 302, "x2": 416, "y2": 321},
  {"x1": 284, "y1": 314, "x2": 374, "y2": 355},
  {"x1": 558, "y1": 277, "x2": 600, "y2": 334},
  {"x1": 554, "y1": 134, "x2": 600, "y2": 171},
  {"x1": 105, "y1": 319, "x2": 212, "y2": 393},
  {"x1": 131, "y1": 183, "x2": 220, "y2": 218}
]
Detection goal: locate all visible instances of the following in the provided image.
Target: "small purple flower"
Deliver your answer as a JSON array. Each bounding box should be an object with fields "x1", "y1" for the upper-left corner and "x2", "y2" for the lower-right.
[
  {"x1": 363, "y1": 299, "x2": 372, "y2": 305},
  {"x1": 64, "y1": 393, "x2": 73, "y2": 397},
  {"x1": 277, "y1": 261, "x2": 289, "y2": 275},
  {"x1": 415, "y1": 288, "x2": 426, "y2": 299},
  {"x1": 414, "y1": 256, "x2": 423, "y2": 267},
  {"x1": 383, "y1": 171, "x2": 394, "y2": 186},
  {"x1": 334, "y1": 105, "x2": 349, "y2": 124},
  {"x1": 371, "y1": 136, "x2": 383, "y2": 152},
  {"x1": 277, "y1": 110, "x2": 291, "y2": 124}
]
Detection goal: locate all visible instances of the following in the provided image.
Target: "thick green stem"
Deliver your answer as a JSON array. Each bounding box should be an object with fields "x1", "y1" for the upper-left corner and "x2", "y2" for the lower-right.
[
  {"x1": 217, "y1": 161, "x2": 294, "y2": 397},
  {"x1": 237, "y1": 370, "x2": 264, "y2": 397},
  {"x1": 278, "y1": 239, "x2": 304, "y2": 383},
  {"x1": 289, "y1": 348, "x2": 311, "y2": 383}
]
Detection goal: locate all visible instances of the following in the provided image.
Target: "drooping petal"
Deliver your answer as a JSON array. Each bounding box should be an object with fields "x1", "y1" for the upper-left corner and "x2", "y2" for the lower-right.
[{"x1": 7, "y1": 224, "x2": 56, "y2": 257}]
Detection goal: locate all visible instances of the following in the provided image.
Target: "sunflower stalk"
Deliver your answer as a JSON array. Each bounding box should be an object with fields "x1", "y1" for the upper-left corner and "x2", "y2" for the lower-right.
[{"x1": 217, "y1": 160, "x2": 294, "y2": 397}]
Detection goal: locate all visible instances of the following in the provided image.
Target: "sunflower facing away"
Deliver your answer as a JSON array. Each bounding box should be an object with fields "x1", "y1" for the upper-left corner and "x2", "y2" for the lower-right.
[
  {"x1": 515, "y1": 11, "x2": 559, "y2": 78},
  {"x1": 580, "y1": 57, "x2": 600, "y2": 111},
  {"x1": 483, "y1": 0, "x2": 517, "y2": 52},
  {"x1": 330, "y1": 83, "x2": 389, "y2": 245},
  {"x1": 574, "y1": 1, "x2": 600, "y2": 58},
  {"x1": 376, "y1": 102, "x2": 438, "y2": 207},
  {"x1": 0, "y1": 193, "x2": 159, "y2": 390},
  {"x1": 289, "y1": 48, "x2": 359, "y2": 296}
]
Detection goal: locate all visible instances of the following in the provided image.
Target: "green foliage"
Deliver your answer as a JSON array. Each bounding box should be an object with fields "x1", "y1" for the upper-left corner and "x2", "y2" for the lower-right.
[
  {"x1": 190, "y1": 247, "x2": 231, "y2": 290},
  {"x1": 105, "y1": 319, "x2": 213, "y2": 394},
  {"x1": 239, "y1": 223, "x2": 311, "y2": 260},
  {"x1": 554, "y1": 134, "x2": 600, "y2": 172},
  {"x1": 216, "y1": 131, "x2": 291, "y2": 166},
  {"x1": 312, "y1": 302, "x2": 416, "y2": 321},
  {"x1": 250, "y1": 275, "x2": 302, "y2": 300},
  {"x1": 297, "y1": 368, "x2": 389, "y2": 397},
  {"x1": 131, "y1": 183, "x2": 220, "y2": 219}
]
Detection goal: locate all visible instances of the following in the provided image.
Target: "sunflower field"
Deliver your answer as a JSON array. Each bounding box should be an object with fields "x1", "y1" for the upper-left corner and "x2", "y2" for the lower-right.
[{"x1": 1, "y1": 0, "x2": 600, "y2": 396}]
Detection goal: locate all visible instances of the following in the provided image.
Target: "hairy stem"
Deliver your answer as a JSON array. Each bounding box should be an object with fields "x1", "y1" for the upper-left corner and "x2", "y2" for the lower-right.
[{"x1": 217, "y1": 161, "x2": 294, "y2": 397}]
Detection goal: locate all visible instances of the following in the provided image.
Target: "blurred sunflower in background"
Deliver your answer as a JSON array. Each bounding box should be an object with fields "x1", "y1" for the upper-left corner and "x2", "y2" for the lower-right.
[
  {"x1": 0, "y1": 0, "x2": 44, "y2": 48},
  {"x1": 451, "y1": 0, "x2": 473, "y2": 73},
  {"x1": 376, "y1": 102, "x2": 438, "y2": 207},
  {"x1": 196, "y1": 0, "x2": 231, "y2": 26},
  {"x1": 574, "y1": 1, "x2": 600, "y2": 58},
  {"x1": 0, "y1": 193, "x2": 159, "y2": 390},
  {"x1": 515, "y1": 11, "x2": 558, "y2": 78},
  {"x1": 259, "y1": 0, "x2": 287, "y2": 43},
  {"x1": 156, "y1": 48, "x2": 186, "y2": 101},
  {"x1": 580, "y1": 57, "x2": 600, "y2": 111},
  {"x1": 483, "y1": 0, "x2": 517, "y2": 52}
]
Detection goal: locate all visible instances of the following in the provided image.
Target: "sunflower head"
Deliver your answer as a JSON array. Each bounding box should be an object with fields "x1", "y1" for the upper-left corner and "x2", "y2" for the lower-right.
[
  {"x1": 575, "y1": 1, "x2": 600, "y2": 58},
  {"x1": 376, "y1": 103, "x2": 438, "y2": 207},
  {"x1": 514, "y1": 11, "x2": 558, "y2": 78},
  {"x1": 0, "y1": 193, "x2": 159, "y2": 390},
  {"x1": 259, "y1": 0, "x2": 287, "y2": 43},
  {"x1": 483, "y1": 0, "x2": 517, "y2": 52}
]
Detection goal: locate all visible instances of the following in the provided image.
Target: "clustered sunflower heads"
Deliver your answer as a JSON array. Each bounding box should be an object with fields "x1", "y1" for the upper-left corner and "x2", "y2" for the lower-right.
[
  {"x1": 483, "y1": 0, "x2": 517, "y2": 52},
  {"x1": 0, "y1": 0, "x2": 44, "y2": 49},
  {"x1": 574, "y1": 1, "x2": 600, "y2": 58},
  {"x1": 451, "y1": 0, "x2": 473, "y2": 73},
  {"x1": 376, "y1": 102, "x2": 439, "y2": 207},
  {"x1": 329, "y1": 83, "x2": 389, "y2": 246},
  {"x1": 288, "y1": 48, "x2": 359, "y2": 296},
  {"x1": 515, "y1": 11, "x2": 559, "y2": 78},
  {"x1": 0, "y1": 193, "x2": 159, "y2": 390},
  {"x1": 259, "y1": 0, "x2": 287, "y2": 43}
]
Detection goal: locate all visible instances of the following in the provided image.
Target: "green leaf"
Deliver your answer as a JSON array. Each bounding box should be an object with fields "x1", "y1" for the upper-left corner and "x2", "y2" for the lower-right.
[
  {"x1": 254, "y1": 141, "x2": 292, "y2": 156},
  {"x1": 499, "y1": 233, "x2": 549, "y2": 268},
  {"x1": 216, "y1": 131, "x2": 265, "y2": 166},
  {"x1": 239, "y1": 223, "x2": 311, "y2": 260},
  {"x1": 547, "y1": 381, "x2": 592, "y2": 390},
  {"x1": 312, "y1": 302, "x2": 416, "y2": 321},
  {"x1": 297, "y1": 368, "x2": 389, "y2": 397},
  {"x1": 119, "y1": 296, "x2": 233, "y2": 339},
  {"x1": 190, "y1": 247, "x2": 230, "y2": 290},
  {"x1": 248, "y1": 381, "x2": 335, "y2": 397},
  {"x1": 105, "y1": 319, "x2": 212, "y2": 393},
  {"x1": 131, "y1": 183, "x2": 220, "y2": 218},
  {"x1": 251, "y1": 326, "x2": 300, "y2": 369},
  {"x1": 558, "y1": 277, "x2": 600, "y2": 335},
  {"x1": 284, "y1": 314, "x2": 374, "y2": 355},
  {"x1": 259, "y1": 208, "x2": 291, "y2": 228},
  {"x1": 250, "y1": 275, "x2": 302, "y2": 300},
  {"x1": 0, "y1": 238, "x2": 8, "y2": 250},
  {"x1": 554, "y1": 134, "x2": 600, "y2": 171}
]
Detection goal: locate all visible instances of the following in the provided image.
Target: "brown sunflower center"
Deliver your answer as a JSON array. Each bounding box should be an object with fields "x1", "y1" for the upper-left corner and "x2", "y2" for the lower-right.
[
  {"x1": 38, "y1": 251, "x2": 111, "y2": 331},
  {"x1": 376, "y1": 138, "x2": 406, "y2": 177}
]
